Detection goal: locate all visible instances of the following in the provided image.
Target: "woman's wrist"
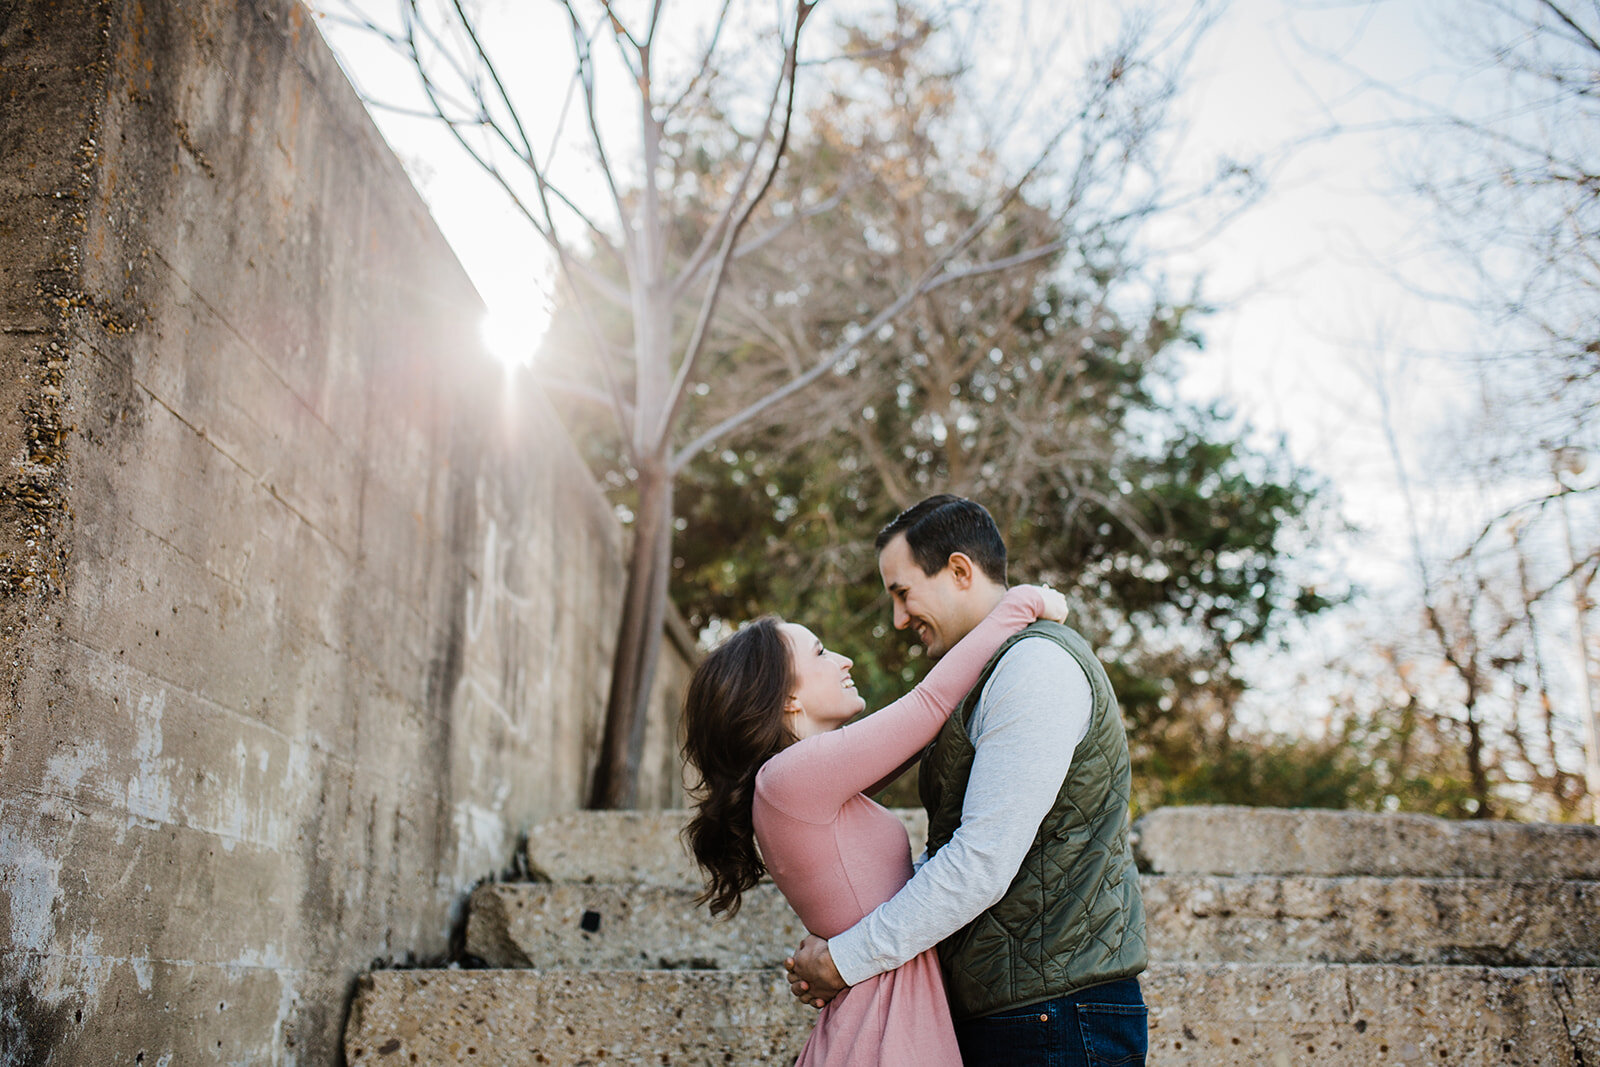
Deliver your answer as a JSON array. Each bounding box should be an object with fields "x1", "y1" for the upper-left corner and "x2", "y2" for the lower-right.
[{"x1": 1003, "y1": 583, "x2": 1045, "y2": 617}]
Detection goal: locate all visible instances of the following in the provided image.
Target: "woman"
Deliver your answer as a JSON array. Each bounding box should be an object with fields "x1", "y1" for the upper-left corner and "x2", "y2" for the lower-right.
[{"x1": 681, "y1": 584, "x2": 1065, "y2": 1066}]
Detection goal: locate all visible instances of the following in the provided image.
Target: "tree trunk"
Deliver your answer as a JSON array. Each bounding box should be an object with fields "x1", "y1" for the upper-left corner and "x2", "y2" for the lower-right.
[
  {"x1": 1464, "y1": 693, "x2": 1493, "y2": 819},
  {"x1": 587, "y1": 459, "x2": 675, "y2": 809}
]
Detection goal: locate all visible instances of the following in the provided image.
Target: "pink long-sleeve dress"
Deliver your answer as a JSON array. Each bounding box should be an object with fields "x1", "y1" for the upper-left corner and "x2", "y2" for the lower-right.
[{"x1": 752, "y1": 587, "x2": 1045, "y2": 1067}]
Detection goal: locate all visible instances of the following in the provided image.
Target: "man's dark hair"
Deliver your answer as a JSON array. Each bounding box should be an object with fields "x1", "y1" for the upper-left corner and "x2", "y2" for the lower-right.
[{"x1": 874, "y1": 494, "x2": 1007, "y2": 584}]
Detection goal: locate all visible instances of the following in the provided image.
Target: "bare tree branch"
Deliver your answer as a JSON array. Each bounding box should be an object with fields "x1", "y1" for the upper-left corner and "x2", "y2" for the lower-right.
[
  {"x1": 663, "y1": 0, "x2": 737, "y2": 116},
  {"x1": 654, "y1": 2, "x2": 816, "y2": 448},
  {"x1": 1538, "y1": 0, "x2": 1600, "y2": 56},
  {"x1": 563, "y1": 2, "x2": 637, "y2": 269},
  {"x1": 669, "y1": 94, "x2": 1087, "y2": 471},
  {"x1": 674, "y1": 182, "x2": 856, "y2": 297}
]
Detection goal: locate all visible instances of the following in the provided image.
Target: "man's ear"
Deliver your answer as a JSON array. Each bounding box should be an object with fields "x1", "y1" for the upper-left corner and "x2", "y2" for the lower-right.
[{"x1": 946, "y1": 552, "x2": 975, "y2": 589}]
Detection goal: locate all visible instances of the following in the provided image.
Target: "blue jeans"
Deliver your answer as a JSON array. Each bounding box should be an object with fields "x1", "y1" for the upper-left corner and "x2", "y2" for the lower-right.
[{"x1": 953, "y1": 977, "x2": 1147, "y2": 1067}]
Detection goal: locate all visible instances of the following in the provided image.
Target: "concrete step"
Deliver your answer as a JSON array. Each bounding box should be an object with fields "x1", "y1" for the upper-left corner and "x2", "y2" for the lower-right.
[
  {"x1": 1143, "y1": 874, "x2": 1599, "y2": 966},
  {"x1": 1135, "y1": 805, "x2": 1600, "y2": 879},
  {"x1": 345, "y1": 964, "x2": 1600, "y2": 1066},
  {"x1": 524, "y1": 808, "x2": 926, "y2": 887},
  {"x1": 467, "y1": 875, "x2": 1600, "y2": 970},
  {"x1": 525, "y1": 810, "x2": 701, "y2": 887},
  {"x1": 528, "y1": 806, "x2": 1600, "y2": 886},
  {"x1": 1145, "y1": 963, "x2": 1600, "y2": 1066},
  {"x1": 464, "y1": 882, "x2": 806, "y2": 971},
  {"x1": 345, "y1": 968, "x2": 812, "y2": 1066}
]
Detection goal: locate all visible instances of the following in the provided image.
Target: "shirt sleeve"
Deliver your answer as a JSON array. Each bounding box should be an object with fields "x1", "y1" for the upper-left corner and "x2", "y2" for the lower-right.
[
  {"x1": 828, "y1": 638, "x2": 1093, "y2": 985},
  {"x1": 756, "y1": 587, "x2": 1045, "y2": 823}
]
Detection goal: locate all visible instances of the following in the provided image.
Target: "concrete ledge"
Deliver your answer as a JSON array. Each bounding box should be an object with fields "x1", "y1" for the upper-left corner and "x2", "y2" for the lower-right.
[
  {"x1": 1142, "y1": 875, "x2": 1600, "y2": 966},
  {"x1": 525, "y1": 809, "x2": 927, "y2": 888},
  {"x1": 525, "y1": 811, "x2": 700, "y2": 887},
  {"x1": 533, "y1": 806, "x2": 1600, "y2": 884},
  {"x1": 345, "y1": 965, "x2": 1600, "y2": 1065},
  {"x1": 1146, "y1": 963, "x2": 1600, "y2": 1066},
  {"x1": 344, "y1": 969, "x2": 813, "y2": 1066},
  {"x1": 1134, "y1": 806, "x2": 1600, "y2": 879},
  {"x1": 468, "y1": 875, "x2": 1599, "y2": 971},
  {"x1": 465, "y1": 882, "x2": 805, "y2": 970}
]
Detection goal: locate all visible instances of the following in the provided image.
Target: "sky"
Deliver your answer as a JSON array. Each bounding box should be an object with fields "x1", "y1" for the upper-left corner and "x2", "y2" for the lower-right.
[
  {"x1": 309, "y1": 0, "x2": 1595, "y2": 739},
  {"x1": 1165, "y1": 2, "x2": 1478, "y2": 546},
  {"x1": 305, "y1": 0, "x2": 1484, "y2": 586},
  {"x1": 311, "y1": 0, "x2": 1472, "y2": 521}
]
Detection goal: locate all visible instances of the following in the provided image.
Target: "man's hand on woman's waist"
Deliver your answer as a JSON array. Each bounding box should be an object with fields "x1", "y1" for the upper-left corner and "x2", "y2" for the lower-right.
[{"x1": 786, "y1": 934, "x2": 847, "y2": 1008}]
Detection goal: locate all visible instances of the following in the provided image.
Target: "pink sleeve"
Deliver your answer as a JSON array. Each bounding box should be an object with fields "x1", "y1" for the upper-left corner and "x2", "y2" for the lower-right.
[{"x1": 756, "y1": 586, "x2": 1045, "y2": 823}]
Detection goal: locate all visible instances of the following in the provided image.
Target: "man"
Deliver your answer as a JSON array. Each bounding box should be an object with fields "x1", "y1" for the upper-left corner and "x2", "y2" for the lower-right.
[{"x1": 785, "y1": 494, "x2": 1147, "y2": 1066}]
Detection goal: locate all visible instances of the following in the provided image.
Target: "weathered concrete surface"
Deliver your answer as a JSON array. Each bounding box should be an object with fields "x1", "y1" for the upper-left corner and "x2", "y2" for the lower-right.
[
  {"x1": 470, "y1": 875, "x2": 1600, "y2": 971},
  {"x1": 1145, "y1": 964, "x2": 1600, "y2": 1066},
  {"x1": 527, "y1": 811, "x2": 705, "y2": 887},
  {"x1": 540, "y1": 803, "x2": 1600, "y2": 886},
  {"x1": 343, "y1": 965, "x2": 1600, "y2": 1066},
  {"x1": 345, "y1": 969, "x2": 813, "y2": 1066},
  {"x1": 466, "y1": 882, "x2": 807, "y2": 970},
  {"x1": 1142, "y1": 875, "x2": 1600, "y2": 966},
  {"x1": 1135, "y1": 805, "x2": 1600, "y2": 878},
  {"x1": 0, "y1": 1, "x2": 689, "y2": 1063},
  {"x1": 525, "y1": 808, "x2": 927, "y2": 887},
  {"x1": 358, "y1": 806, "x2": 1600, "y2": 1060}
]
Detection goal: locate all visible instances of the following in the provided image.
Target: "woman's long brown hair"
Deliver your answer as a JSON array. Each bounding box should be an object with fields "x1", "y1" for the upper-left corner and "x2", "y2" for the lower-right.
[{"x1": 681, "y1": 617, "x2": 795, "y2": 918}]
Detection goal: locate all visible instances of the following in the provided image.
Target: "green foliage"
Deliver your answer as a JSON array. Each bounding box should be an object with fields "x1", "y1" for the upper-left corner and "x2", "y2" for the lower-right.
[
  {"x1": 546, "y1": 3, "x2": 1365, "y2": 813},
  {"x1": 670, "y1": 308, "x2": 1342, "y2": 813},
  {"x1": 1125, "y1": 674, "x2": 1492, "y2": 820},
  {"x1": 1141, "y1": 732, "x2": 1379, "y2": 813}
]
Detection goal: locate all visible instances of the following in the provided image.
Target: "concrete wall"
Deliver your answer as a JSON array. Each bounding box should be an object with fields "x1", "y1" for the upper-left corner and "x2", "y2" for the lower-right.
[{"x1": 0, "y1": 1, "x2": 690, "y2": 1063}]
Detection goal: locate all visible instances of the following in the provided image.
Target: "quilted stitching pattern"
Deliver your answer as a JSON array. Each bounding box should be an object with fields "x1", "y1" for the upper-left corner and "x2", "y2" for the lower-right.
[{"x1": 919, "y1": 622, "x2": 1148, "y2": 1020}]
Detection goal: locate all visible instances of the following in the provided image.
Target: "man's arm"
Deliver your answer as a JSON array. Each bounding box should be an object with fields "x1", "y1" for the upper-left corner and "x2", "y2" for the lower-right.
[
  {"x1": 861, "y1": 746, "x2": 927, "y2": 801},
  {"x1": 760, "y1": 586, "x2": 1050, "y2": 823},
  {"x1": 787, "y1": 639, "x2": 1092, "y2": 1003}
]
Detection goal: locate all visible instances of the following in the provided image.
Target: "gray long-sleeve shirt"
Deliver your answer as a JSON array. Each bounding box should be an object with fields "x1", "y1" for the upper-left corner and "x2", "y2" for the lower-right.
[{"x1": 829, "y1": 637, "x2": 1094, "y2": 986}]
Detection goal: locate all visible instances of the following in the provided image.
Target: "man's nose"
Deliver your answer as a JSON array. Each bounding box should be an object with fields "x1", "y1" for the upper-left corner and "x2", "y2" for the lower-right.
[{"x1": 892, "y1": 603, "x2": 909, "y2": 630}]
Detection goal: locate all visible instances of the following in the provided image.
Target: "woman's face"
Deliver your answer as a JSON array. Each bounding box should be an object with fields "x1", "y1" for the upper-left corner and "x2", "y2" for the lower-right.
[{"x1": 779, "y1": 622, "x2": 866, "y2": 737}]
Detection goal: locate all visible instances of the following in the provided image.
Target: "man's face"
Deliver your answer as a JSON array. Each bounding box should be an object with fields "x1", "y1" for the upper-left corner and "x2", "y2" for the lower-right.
[{"x1": 878, "y1": 533, "x2": 967, "y2": 658}]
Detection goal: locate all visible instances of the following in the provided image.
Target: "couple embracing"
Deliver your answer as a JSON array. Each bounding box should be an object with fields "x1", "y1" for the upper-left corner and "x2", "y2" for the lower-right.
[{"x1": 683, "y1": 494, "x2": 1148, "y2": 1067}]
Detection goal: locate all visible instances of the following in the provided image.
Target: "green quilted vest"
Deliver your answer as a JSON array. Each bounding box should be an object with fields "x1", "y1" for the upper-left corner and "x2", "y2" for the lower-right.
[{"x1": 918, "y1": 621, "x2": 1147, "y2": 1020}]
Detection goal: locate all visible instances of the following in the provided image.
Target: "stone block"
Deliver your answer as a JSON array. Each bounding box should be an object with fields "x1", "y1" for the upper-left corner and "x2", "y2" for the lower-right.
[
  {"x1": 1145, "y1": 963, "x2": 1600, "y2": 1066},
  {"x1": 524, "y1": 809, "x2": 928, "y2": 888},
  {"x1": 0, "y1": 947, "x2": 346, "y2": 1066},
  {"x1": 344, "y1": 969, "x2": 814, "y2": 1066},
  {"x1": 1142, "y1": 874, "x2": 1600, "y2": 966},
  {"x1": 465, "y1": 874, "x2": 1600, "y2": 972},
  {"x1": 525, "y1": 811, "x2": 701, "y2": 887},
  {"x1": 343, "y1": 964, "x2": 1600, "y2": 1066},
  {"x1": 465, "y1": 883, "x2": 806, "y2": 971},
  {"x1": 1134, "y1": 805, "x2": 1600, "y2": 879}
]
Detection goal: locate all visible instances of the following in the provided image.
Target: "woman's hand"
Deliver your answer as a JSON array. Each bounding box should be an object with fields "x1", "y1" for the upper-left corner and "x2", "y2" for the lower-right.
[{"x1": 1037, "y1": 584, "x2": 1068, "y2": 623}]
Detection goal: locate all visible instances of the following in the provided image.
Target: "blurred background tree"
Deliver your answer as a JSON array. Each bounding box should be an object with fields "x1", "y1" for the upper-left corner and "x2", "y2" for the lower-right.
[
  {"x1": 324, "y1": 0, "x2": 1596, "y2": 820},
  {"x1": 328, "y1": 0, "x2": 1194, "y2": 806},
  {"x1": 549, "y1": 3, "x2": 1348, "y2": 813},
  {"x1": 1282, "y1": 0, "x2": 1600, "y2": 821}
]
